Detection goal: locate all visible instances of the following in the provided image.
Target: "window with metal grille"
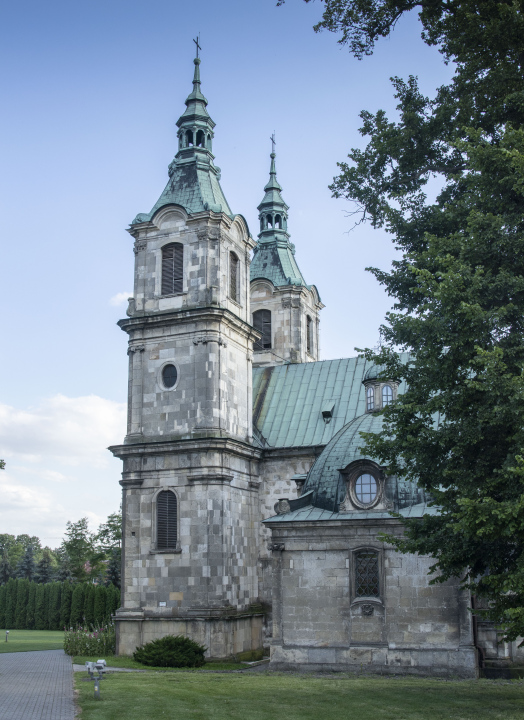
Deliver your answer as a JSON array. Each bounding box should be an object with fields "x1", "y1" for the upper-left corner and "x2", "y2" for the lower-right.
[
  {"x1": 253, "y1": 310, "x2": 271, "y2": 350},
  {"x1": 156, "y1": 490, "x2": 177, "y2": 549},
  {"x1": 161, "y1": 243, "x2": 184, "y2": 295},
  {"x1": 355, "y1": 551, "x2": 380, "y2": 597},
  {"x1": 366, "y1": 386, "x2": 375, "y2": 411},
  {"x1": 306, "y1": 315, "x2": 313, "y2": 355},
  {"x1": 382, "y1": 385, "x2": 393, "y2": 406},
  {"x1": 229, "y1": 252, "x2": 239, "y2": 301}
]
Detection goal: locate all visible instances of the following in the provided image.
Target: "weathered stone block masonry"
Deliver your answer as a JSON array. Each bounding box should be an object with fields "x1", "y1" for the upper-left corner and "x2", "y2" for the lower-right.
[{"x1": 109, "y1": 53, "x2": 523, "y2": 676}]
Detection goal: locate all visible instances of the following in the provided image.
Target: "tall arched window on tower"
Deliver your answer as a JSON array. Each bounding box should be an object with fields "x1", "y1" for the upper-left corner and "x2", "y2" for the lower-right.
[
  {"x1": 161, "y1": 243, "x2": 184, "y2": 295},
  {"x1": 156, "y1": 490, "x2": 177, "y2": 549},
  {"x1": 366, "y1": 386, "x2": 375, "y2": 412},
  {"x1": 253, "y1": 309, "x2": 272, "y2": 350},
  {"x1": 306, "y1": 315, "x2": 313, "y2": 355},
  {"x1": 229, "y1": 252, "x2": 239, "y2": 302}
]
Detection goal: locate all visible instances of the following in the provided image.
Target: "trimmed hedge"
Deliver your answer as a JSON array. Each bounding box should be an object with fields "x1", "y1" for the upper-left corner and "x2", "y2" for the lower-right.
[
  {"x1": 133, "y1": 635, "x2": 207, "y2": 668},
  {"x1": 0, "y1": 579, "x2": 119, "y2": 630}
]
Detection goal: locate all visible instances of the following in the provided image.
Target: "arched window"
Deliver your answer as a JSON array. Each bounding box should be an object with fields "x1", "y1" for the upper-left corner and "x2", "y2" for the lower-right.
[
  {"x1": 253, "y1": 309, "x2": 271, "y2": 350},
  {"x1": 275, "y1": 214, "x2": 282, "y2": 229},
  {"x1": 186, "y1": 130, "x2": 193, "y2": 146},
  {"x1": 366, "y1": 386, "x2": 375, "y2": 412},
  {"x1": 206, "y1": 134, "x2": 211, "y2": 149},
  {"x1": 355, "y1": 550, "x2": 380, "y2": 597},
  {"x1": 196, "y1": 130, "x2": 205, "y2": 147},
  {"x1": 382, "y1": 385, "x2": 393, "y2": 406},
  {"x1": 306, "y1": 315, "x2": 313, "y2": 355},
  {"x1": 229, "y1": 252, "x2": 239, "y2": 302},
  {"x1": 157, "y1": 490, "x2": 177, "y2": 549},
  {"x1": 161, "y1": 243, "x2": 184, "y2": 295},
  {"x1": 266, "y1": 214, "x2": 273, "y2": 228}
]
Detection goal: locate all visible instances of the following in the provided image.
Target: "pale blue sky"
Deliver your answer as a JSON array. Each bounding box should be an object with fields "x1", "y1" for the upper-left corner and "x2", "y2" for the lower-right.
[{"x1": 0, "y1": 0, "x2": 452, "y2": 543}]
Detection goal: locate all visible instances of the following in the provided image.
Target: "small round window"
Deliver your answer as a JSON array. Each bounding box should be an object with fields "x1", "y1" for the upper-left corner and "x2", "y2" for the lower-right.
[
  {"x1": 355, "y1": 473, "x2": 377, "y2": 505},
  {"x1": 162, "y1": 364, "x2": 178, "y2": 389}
]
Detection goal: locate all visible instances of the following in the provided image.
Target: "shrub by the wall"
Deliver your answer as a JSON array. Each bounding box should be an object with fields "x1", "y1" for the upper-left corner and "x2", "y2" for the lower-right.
[
  {"x1": 133, "y1": 635, "x2": 206, "y2": 668},
  {"x1": 63, "y1": 623, "x2": 116, "y2": 656}
]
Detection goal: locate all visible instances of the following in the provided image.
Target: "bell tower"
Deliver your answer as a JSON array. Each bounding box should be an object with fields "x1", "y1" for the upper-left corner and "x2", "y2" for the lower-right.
[
  {"x1": 250, "y1": 144, "x2": 323, "y2": 367},
  {"x1": 110, "y1": 51, "x2": 263, "y2": 659}
]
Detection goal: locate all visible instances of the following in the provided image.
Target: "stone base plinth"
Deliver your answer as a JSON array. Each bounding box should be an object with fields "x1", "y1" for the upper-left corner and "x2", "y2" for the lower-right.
[
  {"x1": 269, "y1": 643, "x2": 478, "y2": 678},
  {"x1": 115, "y1": 611, "x2": 264, "y2": 659}
]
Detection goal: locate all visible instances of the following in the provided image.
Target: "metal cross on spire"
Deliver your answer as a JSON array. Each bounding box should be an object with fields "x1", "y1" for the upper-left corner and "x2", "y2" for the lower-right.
[
  {"x1": 193, "y1": 34, "x2": 201, "y2": 58},
  {"x1": 270, "y1": 132, "x2": 276, "y2": 154}
]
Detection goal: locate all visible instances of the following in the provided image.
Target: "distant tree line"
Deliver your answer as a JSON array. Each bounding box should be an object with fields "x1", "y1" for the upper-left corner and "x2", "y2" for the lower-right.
[
  {"x1": 0, "y1": 511, "x2": 122, "y2": 588},
  {"x1": 0, "y1": 578, "x2": 120, "y2": 630}
]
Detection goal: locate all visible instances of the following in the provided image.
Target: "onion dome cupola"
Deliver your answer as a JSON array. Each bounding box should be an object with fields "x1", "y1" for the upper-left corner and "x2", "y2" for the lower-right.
[
  {"x1": 131, "y1": 54, "x2": 232, "y2": 224},
  {"x1": 250, "y1": 147, "x2": 308, "y2": 288}
]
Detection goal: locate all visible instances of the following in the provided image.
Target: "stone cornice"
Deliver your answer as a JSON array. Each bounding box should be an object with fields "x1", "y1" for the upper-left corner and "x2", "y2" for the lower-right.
[
  {"x1": 109, "y1": 435, "x2": 263, "y2": 462},
  {"x1": 117, "y1": 305, "x2": 260, "y2": 343}
]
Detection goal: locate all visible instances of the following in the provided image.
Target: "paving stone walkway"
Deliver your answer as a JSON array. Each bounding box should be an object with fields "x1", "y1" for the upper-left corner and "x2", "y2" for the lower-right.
[{"x1": 0, "y1": 650, "x2": 75, "y2": 720}]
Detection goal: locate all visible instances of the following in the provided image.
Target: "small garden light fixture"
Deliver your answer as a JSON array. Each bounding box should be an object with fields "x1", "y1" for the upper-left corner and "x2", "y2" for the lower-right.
[{"x1": 85, "y1": 659, "x2": 107, "y2": 699}]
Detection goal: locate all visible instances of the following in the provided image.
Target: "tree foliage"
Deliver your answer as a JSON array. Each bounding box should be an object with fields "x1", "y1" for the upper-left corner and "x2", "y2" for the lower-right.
[{"x1": 286, "y1": 0, "x2": 524, "y2": 639}]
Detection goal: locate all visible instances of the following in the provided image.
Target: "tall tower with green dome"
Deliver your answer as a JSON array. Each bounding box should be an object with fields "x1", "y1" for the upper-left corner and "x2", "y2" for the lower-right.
[
  {"x1": 110, "y1": 51, "x2": 264, "y2": 659},
  {"x1": 250, "y1": 147, "x2": 323, "y2": 367}
]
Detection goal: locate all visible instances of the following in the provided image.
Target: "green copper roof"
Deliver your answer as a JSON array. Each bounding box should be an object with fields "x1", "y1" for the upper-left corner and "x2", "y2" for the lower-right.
[
  {"x1": 263, "y1": 501, "x2": 436, "y2": 524},
  {"x1": 250, "y1": 238, "x2": 309, "y2": 287},
  {"x1": 250, "y1": 149, "x2": 312, "y2": 291},
  {"x1": 131, "y1": 56, "x2": 232, "y2": 224},
  {"x1": 252, "y1": 354, "x2": 409, "y2": 449}
]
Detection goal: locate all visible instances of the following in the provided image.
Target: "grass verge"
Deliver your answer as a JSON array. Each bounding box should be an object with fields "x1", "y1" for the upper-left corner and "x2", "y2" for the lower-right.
[
  {"x1": 0, "y1": 629, "x2": 64, "y2": 653},
  {"x1": 73, "y1": 655, "x2": 245, "y2": 671},
  {"x1": 75, "y1": 671, "x2": 524, "y2": 720}
]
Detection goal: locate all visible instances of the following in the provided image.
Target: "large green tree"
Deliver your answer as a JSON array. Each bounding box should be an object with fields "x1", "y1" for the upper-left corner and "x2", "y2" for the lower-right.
[{"x1": 283, "y1": 0, "x2": 524, "y2": 639}]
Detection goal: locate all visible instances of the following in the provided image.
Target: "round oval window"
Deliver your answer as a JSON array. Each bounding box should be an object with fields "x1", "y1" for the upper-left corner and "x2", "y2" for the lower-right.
[
  {"x1": 355, "y1": 473, "x2": 377, "y2": 505},
  {"x1": 162, "y1": 364, "x2": 178, "y2": 389}
]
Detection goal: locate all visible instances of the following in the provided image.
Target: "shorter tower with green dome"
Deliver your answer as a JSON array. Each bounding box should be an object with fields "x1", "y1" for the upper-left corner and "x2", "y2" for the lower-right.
[{"x1": 250, "y1": 146, "x2": 323, "y2": 366}]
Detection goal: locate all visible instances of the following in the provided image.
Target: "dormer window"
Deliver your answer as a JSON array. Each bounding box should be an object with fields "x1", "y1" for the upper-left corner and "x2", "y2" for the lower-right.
[{"x1": 363, "y1": 366, "x2": 398, "y2": 413}]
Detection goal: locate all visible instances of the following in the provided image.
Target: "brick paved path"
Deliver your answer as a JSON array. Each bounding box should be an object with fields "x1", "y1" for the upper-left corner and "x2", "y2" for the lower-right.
[{"x1": 0, "y1": 650, "x2": 75, "y2": 720}]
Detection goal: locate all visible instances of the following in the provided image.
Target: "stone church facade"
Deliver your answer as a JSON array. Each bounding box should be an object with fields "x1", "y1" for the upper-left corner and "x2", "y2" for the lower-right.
[{"x1": 109, "y1": 54, "x2": 521, "y2": 677}]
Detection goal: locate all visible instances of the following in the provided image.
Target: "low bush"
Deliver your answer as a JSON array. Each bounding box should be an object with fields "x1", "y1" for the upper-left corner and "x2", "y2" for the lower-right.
[
  {"x1": 63, "y1": 623, "x2": 116, "y2": 656},
  {"x1": 133, "y1": 635, "x2": 206, "y2": 668}
]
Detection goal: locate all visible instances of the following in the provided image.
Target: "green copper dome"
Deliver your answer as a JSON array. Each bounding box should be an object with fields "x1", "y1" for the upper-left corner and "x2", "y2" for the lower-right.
[
  {"x1": 250, "y1": 148, "x2": 315, "y2": 292},
  {"x1": 132, "y1": 56, "x2": 232, "y2": 224},
  {"x1": 302, "y1": 413, "x2": 385, "y2": 512}
]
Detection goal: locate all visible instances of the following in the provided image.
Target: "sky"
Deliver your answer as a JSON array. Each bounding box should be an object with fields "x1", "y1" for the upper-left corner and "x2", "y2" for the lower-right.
[{"x1": 0, "y1": 0, "x2": 454, "y2": 546}]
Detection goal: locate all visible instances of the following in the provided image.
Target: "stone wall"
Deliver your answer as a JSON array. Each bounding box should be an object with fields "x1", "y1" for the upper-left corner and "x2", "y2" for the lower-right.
[{"x1": 265, "y1": 518, "x2": 477, "y2": 677}]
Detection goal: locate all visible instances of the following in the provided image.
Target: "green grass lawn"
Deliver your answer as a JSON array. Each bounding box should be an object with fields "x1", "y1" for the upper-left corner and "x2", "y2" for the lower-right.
[
  {"x1": 75, "y1": 672, "x2": 524, "y2": 720},
  {"x1": 0, "y1": 629, "x2": 64, "y2": 653},
  {"x1": 73, "y1": 655, "x2": 247, "y2": 671}
]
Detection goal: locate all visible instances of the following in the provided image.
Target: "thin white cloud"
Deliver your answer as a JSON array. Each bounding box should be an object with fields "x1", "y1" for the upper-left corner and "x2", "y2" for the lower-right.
[
  {"x1": 109, "y1": 292, "x2": 132, "y2": 306},
  {"x1": 0, "y1": 395, "x2": 125, "y2": 542},
  {"x1": 0, "y1": 395, "x2": 126, "y2": 468}
]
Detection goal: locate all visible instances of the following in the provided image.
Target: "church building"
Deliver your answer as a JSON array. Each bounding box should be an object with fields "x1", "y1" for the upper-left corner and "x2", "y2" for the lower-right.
[{"x1": 109, "y1": 53, "x2": 519, "y2": 677}]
